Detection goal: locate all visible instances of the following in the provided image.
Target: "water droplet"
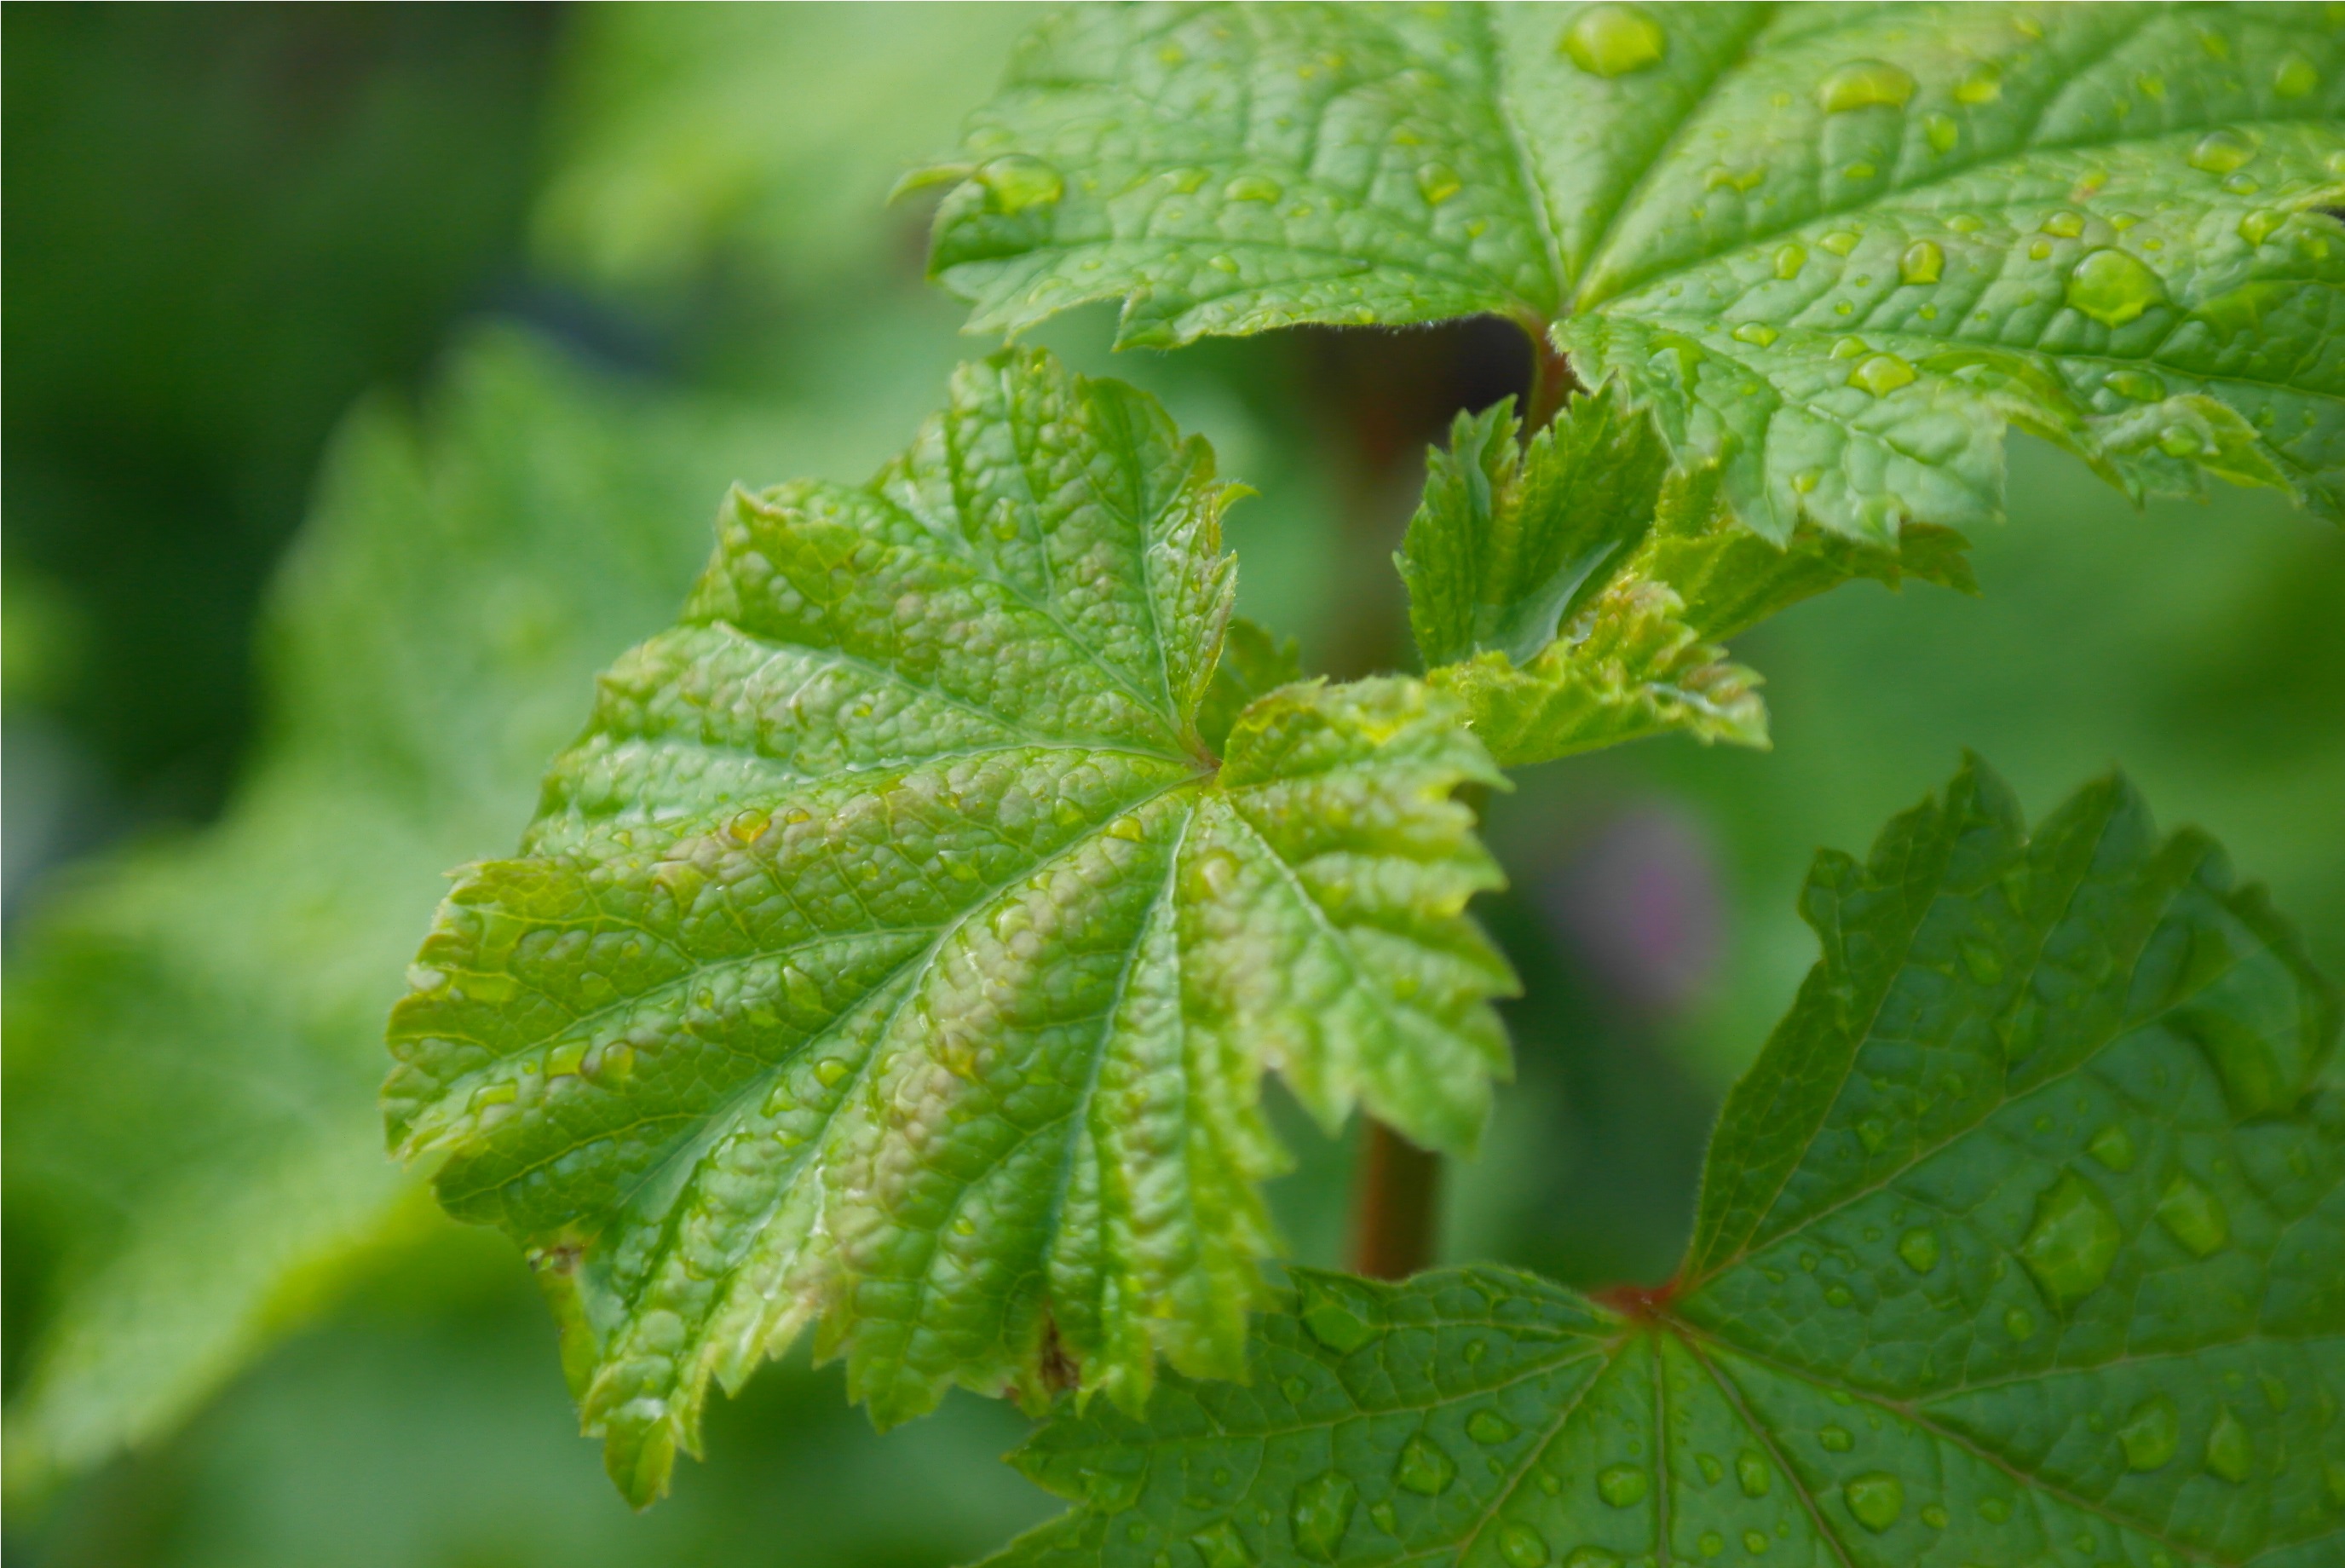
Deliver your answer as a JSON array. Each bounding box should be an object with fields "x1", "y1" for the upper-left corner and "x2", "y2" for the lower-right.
[
  {"x1": 1773, "y1": 243, "x2": 1808, "y2": 279},
  {"x1": 1190, "y1": 1521, "x2": 1251, "y2": 1568},
  {"x1": 1299, "y1": 1279, "x2": 1375, "y2": 1352},
  {"x1": 1897, "y1": 239, "x2": 1945, "y2": 285},
  {"x1": 1086, "y1": 1466, "x2": 1144, "y2": 1512},
  {"x1": 1745, "y1": 1530, "x2": 1771, "y2": 1554},
  {"x1": 1596, "y1": 1464, "x2": 1649, "y2": 1507},
  {"x1": 2081, "y1": 1124, "x2": 2137, "y2": 1173},
  {"x1": 2101, "y1": 371, "x2": 2165, "y2": 405},
  {"x1": 2261, "y1": 1371, "x2": 2290, "y2": 1412},
  {"x1": 2041, "y1": 210, "x2": 2085, "y2": 239},
  {"x1": 1224, "y1": 174, "x2": 1283, "y2": 204},
  {"x1": 2019, "y1": 1170, "x2": 2122, "y2": 1306},
  {"x1": 1829, "y1": 335, "x2": 1870, "y2": 360},
  {"x1": 1500, "y1": 1524, "x2": 1552, "y2": 1566},
  {"x1": 2188, "y1": 129, "x2": 2258, "y2": 176},
  {"x1": 2120, "y1": 1394, "x2": 2180, "y2": 1471},
  {"x1": 2204, "y1": 1407, "x2": 2252, "y2": 1483},
  {"x1": 1791, "y1": 468, "x2": 1822, "y2": 494},
  {"x1": 1397, "y1": 1436, "x2": 1455, "y2": 1495},
  {"x1": 1736, "y1": 1450, "x2": 1772, "y2": 1497},
  {"x1": 1416, "y1": 163, "x2": 1462, "y2": 205},
  {"x1": 977, "y1": 155, "x2": 1064, "y2": 215},
  {"x1": 1820, "y1": 230, "x2": 1860, "y2": 257},
  {"x1": 1954, "y1": 62, "x2": 2002, "y2": 105},
  {"x1": 1824, "y1": 1284, "x2": 1855, "y2": 1307},
  {"x1": 2274, "y1": 50, "x2": 2321, "y2": 99},
  {"x1": 2155, "y1": 1173, "x2": 2229, "y2": 1256},
  {"x1": 2066, "y1": 247, "x2": 2165, "y2": 327},
  {"x1": 813, "y1": 1058, "x2": 851, "y2": 1089},
  {"x1": 2238, "y1": 209, "x2": 2285, "y2": 247},
  {"x1": 2004, "y1": 1305, "x2": 2037, "y2": 1340},
  {"x1": 1848, "y1": 354, "x2": 1917, "y2": 396},
  {"x1": 1290, "y1": 1472, "x2": 1357, "y2": 1561},
  {"x1": 470, "y1": 1080, "x2": 518, "y2": 1110},
  {"x1": 1705, "y1": 164, "x2": 1766, "y2": 193},
  {"x1": 1818, "y1": 60, "x2": 1916, "y2": 113},
  {"x1": 1697, "y1": 1531, "x2": 1725, "y2": 1558},
  {"x1": 1845, "y1": 1473, "x2": 1904, "y2": 1532},
  {"x1": 1731, "y1": 322, "x2": 1779, "y2": 347},
  {"x1": 1923, "y1": 112, "x2": 1960, "y2": 153},
  {"x1": 1468, "y1": 1409, "x2": 1519, "y2": 1444},
  {"x1": 2029, "y1": 239, "x2": 2054, "y2": 261},
  {"x1": 546, "y1": 1041, "x2": 588, "y2": 1079},
  {"x1": 1818, "y1": 1426, "x2": 1855, "y2": 1452},
  {"x1": 1562, "y1": 6, "x2": 1668, "y2": 77},
  {"x1": 1898, "y1": 1227, "x2": 1942, "y2": 1273}
]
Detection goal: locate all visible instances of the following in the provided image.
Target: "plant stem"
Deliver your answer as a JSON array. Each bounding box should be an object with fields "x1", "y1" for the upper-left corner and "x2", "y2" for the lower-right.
[
  {"x1": 1347, "y1": 1120, "x2": 1442, "y2": 1278},
  {"x1": 1524, "y1": 330, "x2": 1577, "y2": 436}
]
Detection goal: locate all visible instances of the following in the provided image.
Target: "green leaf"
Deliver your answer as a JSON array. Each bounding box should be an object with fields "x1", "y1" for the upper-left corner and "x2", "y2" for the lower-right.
[
  {"x1": 980, "y1": 756, "x2": 2345, "y2": 1568},
  {"x1": 924, "y1": 3, "x2": 2345, "y2": 539},
  {"x1": 1, "y1": 331, "x2": 725, "y2": 1499},
  {"x1": 383, "y1": 347, "x2": 1514, "y2": 1506},
  {"x1": 1196, "y1": 616, "x2": 1305, "y2": 756},
  {"x1": 1398, "y1": 387, "x2": 1969, "y2": 766}
]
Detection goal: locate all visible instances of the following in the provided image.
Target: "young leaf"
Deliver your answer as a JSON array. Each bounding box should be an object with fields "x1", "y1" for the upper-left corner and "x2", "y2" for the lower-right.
[
  {"x1": 1398, "y1": 388, "x2": 1970, "y2": 765},
  {"x1": 383, "y1": 348, "x2": 1514, "y2": 1506},
  {"x1": 980, "y1": 756, "x2": 2345, "y2": 1568},
  {"x1": 923, "y1": 4, "x2": 2345, "y2": 539}
]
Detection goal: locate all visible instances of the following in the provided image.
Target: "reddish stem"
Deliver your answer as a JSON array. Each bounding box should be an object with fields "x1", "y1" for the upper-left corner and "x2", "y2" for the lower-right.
[{"x1": 1347, "y1": 1120, "x2": 1442, "y2": 1278}]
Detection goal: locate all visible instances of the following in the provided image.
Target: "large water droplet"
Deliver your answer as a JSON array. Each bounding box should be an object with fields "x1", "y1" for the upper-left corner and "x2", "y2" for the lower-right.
[
  {"x1": 1820, "y1": 230, "x2": 1860, "y2": 257},
  {"x1": 2085, "y1": 1122, "x2": 2138, "y2": 1171},
  {"x1": 1774, "y1": 243, "x2": 1808, "y2": 280},
  {"x1": 1732, "y1": 322, "x2": 1779, "y2": 347},
  {"x1": 2188, "y1": 129, "x2": 2258, "y2": 176},
  {"x1": 2019, "y1": 1170, "x2": 2122, "y2": 1306},
  {"x1": 1192, "y1": 1521, "x2": 1253, "y2": 1568},
  {"x1": 1596, "y1": 1464, "x2": 1649, "y2": 1507},
  {"x1": 1299, "y1": 1279, "x2": 1376, "y2": 1352},
  {"x1": 2204, "y1": 1407, "x2": 2253, "y2": 1483},
  {"x1": 1818, "y1": 60, "x2": 1916, "y2": 113},
  {"x1": 1900, "y1": 240, "x2": 1945, "y2": 285},
  {"x1": 1416, "y1": 163, "x2": 1462, "y2": 205},
  {"x1": 1396, "y1": 1435, "x2": 1456, "y2": 1496},
  {"x1": 1848, "y1": 354, "x2": 1917, "y2": 396},
  {"x1": 2239, "y1": 209, "x2": 2285, "y2": 247},
  {"x1": 1737, "y1": 1450, "x2": 1772, "y2": 1497},
  {"x1": 1224, "y1": 174, "x2": 1284, "y2": 204},
  {"x1": 1898, "y1": 1227, "x2": 1941, "y2": 1273},
  {"x1": 2041, "y1": 210, "x2": 2086, "y2": 239},
  {"x1": 1499, "y1": 1523, "x2": 1552, "y2": 1567},
  {"x1": 1845, "y1": 1473, "x2": 1904, "y2": 1533},
  {"x1": 2155, "y1": 1173, "x2": 2229, "y2": 1256},
  {"x1": 1468, "y1": 1409, "x2": 1519, "y2": 1444},
  {"x1": 2273, "y1": 50, "x2": 2321, "y2": 99},
  {"x1": 1290, "y1": 1471, "x2": 1357, "y2": 1561},
  {"x1": 1561, "y1": 5, "x2": 1668, "y2": 77},
  {"x1": 2066, "y1": 248, "x2": 2165, "y2": 327},
  {"x1": 2119, "y1": 1393, "x2": 2180, "y2": 1471},
  {"x1": 977, "y1": 155, "x2": 1065, "y2": 215}
]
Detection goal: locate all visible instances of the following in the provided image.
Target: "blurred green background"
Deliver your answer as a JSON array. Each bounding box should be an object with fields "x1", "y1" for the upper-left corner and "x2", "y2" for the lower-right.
[{"x1": 5, "y1": 7, "x2": 2341, "y2": 1566}]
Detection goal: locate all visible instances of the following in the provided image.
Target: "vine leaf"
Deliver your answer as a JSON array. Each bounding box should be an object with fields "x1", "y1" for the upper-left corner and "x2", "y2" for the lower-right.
[
  {"x1": 980, "y1": 756, "x2": 2345, "y2": 1568},
  {"x1": 382, "y1": 348, "x2": 1514, "y2": 1507},
  {"x1": 920, "y1": 3, "x2": 2345, "y2": 539},
  {"x1": 1399, "y1": 386, "x2": 1972, "y2": 766}
]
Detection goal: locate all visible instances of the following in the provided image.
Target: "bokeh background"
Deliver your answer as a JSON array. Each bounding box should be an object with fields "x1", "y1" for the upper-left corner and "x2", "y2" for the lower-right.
[{"x1": 6, "y1": 8, "x2": 2342, "y2": 1566}]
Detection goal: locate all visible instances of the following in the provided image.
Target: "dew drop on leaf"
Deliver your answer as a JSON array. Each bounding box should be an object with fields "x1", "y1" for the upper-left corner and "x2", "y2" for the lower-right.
[
  {"x1": 2065, "y1": 247, "x2": 2164, "y2": 327},
  {"x1": 1818, "y1": 60, "x2": 1916, "y2": 113},
  {"x1": 2041, "y1": 210, "x2": 2084, "y2": 239},
  {"x1": 1737, "y1": 1450, "x2": 1773, "y2": 1497},
  {"x1": 1224, "y1": 174, "x2": 1283, "y2": 204},
  {"x1": 1697, "y1": 1452, "x2": 1724, "y2": 1484},
  {"x1": 2019, "y1": 1170, "x2": 2122, "y2": 1306},
  {"x1": 1844, "y1": 1473, "x2": 1904, "y2": 1532},
  {"x1": 1396, "y1": 1434, "x2": 1457, "y2": 1495},
  {"x1": 1499, "y1": 1523, "x2": 1552, "y2": 1566},
  {"x1": 1468, "y1": 1409, "x2": 1520, "y2": 1444},
  {"x1": 1732, "y1": 322, "x2": 1777, "y2": 347},
  {"x1": 1416, "y1": 163, "x2": 1462, "y2": 205},
  {"x1": 2204, "y1": 1407, "x2": 2252, "y2": 1484},
  {"x1": 1820, "y1": 230, "x2": 1860, "y2": 257},
  {"x1": 1697, "y1": 1531, "x2": 1725, "y2": 1557},
  {"x1": 2187, "y1": 129, "x2": 2257, "y2": 176},
  {"x1": 2273, "y1": 50, "x2": 2321, "y2": 99},
  {"x1": 2100, "y1": 371, "x2": 2164, "y2": 405},
  {"x1": 2238, "y1": 210, "x2": 2285, "y2": 247},
  {"x1": 1191, "y1": 1520, "x2": 1253, "y2": 1568},
  {"x1": 1290, "y1": 1471, "x2": 1357, "y2": 1561},
  {"x1": 2154, "y1": 1173, "x2": 2228, "y2": 1256},
  {"x1": 1847, "y1": 355, "x2": 1917, "y2": 397},
  {"x1": 977, "y1": 155, "x2": 1065, "y2": 215},
  {"x1": 1560, "y1": 5, "x2": 1667, "y2": 78},
  {"x1": 1898, "y1": 1227, "x2": 1941, "y2": 1273},
  {"x1": 2120, "y1": 1393, "x2": 2180, "y2": 1471},
  {"x1": 1899, "y1": 240, "x2": 1944, "y2": 285},
  {"x1": 1773, "y1": 242, "x2": 1807, "y2": 279},
  {"x1": 1818, "y1": 1425, "x2": 1855, "y2": 1452},
  {"x1": 2004, "y1": 1305, "x2": 2037, "y2": 1340},
  {"x1": 1596, "y1": 1464, "x2": 1649, "y2": 1507},
  {"x1": 2085, "y1": 1122, "x2": 2138, "y2": 1170},
  {"x1": 1299, "y1": 1279, "x2": 1376, "y2": 1352},
  {"x1": 1368, "y1": 1502, "x2": 1397, "y2": 1536}
]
